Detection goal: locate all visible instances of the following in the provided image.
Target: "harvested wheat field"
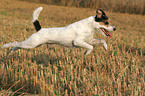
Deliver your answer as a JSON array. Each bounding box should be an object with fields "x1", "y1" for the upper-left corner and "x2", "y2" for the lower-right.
[{"x1": 0, "y1": 0, "x2": 145, "y2": 95}]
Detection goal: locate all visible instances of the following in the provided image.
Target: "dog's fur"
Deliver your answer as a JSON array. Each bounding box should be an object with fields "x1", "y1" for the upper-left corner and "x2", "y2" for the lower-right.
[{"x1": 1, "y1": 7, "x2": 116, "y2": 55}]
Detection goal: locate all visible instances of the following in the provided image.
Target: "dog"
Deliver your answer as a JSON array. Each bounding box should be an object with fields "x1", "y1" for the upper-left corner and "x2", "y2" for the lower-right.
[{"x1": 1, "y1": 7, "x2": 116, "y2": 55}]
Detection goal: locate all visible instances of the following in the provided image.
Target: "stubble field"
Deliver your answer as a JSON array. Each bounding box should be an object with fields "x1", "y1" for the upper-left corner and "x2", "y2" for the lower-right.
[{"x1": 0, "y1": 0, "x2": 145, "y2": 95}]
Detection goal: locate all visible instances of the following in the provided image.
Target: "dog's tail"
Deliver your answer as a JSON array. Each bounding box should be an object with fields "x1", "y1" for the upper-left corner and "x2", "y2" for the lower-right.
[{"x1": 32, "y1": 7, "x2": 43, "y2": 32}]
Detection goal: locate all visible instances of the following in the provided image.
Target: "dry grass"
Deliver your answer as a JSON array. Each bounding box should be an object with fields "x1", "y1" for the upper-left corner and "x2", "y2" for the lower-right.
[
  {"x1": 0, "y1": 0, "x2": 145, "y2": 95},
  {"x1": 20, "y1": 0, "x2": 145, "y2": 15}
]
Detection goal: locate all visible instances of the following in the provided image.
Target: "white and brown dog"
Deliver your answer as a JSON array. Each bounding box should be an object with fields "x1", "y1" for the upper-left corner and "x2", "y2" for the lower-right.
[{"x1": 2, "y1": 7, "x2": 116, "y2": 55}]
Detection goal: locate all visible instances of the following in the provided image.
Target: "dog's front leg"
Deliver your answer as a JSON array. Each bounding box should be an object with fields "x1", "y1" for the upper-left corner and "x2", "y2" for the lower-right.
[
  {"x1": 73, "y1": 39, "x2": 93, "y2": 55},
  {"x1": 91, "y1": 39, "x2": 107, "y2": 50}
]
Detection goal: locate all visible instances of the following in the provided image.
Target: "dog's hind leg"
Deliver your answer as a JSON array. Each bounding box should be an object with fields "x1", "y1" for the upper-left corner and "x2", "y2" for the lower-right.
[
  {"x1": 91, "y1": 39, "x2": 107, "y2": 50},
  {"x1": 2, "y1": 41, "x2": 19, "y2": 48},
  {"x1": 2, "y1": 41, "x2": 31, "y2": 49},
  {"x1": 1, "y1": 41, "x2": 24, "y2": 54},
  {"x1": 73, "y1": 39, "x2": 93, "y2": 55},
  {"x1": 2, "y1": 40, "x2": 40, "y2": 53}
]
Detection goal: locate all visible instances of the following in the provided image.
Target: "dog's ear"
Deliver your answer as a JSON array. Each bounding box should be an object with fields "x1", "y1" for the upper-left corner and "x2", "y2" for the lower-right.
[
  {"x1": 96, "y1": 8, "x2": 109, "y2": 21},
  {"x1": 102, "y1": 15, "x2": 108, "y2": 20},
  {"x1": 97, "y1": 8, "x2": 106, "y2": 15}
]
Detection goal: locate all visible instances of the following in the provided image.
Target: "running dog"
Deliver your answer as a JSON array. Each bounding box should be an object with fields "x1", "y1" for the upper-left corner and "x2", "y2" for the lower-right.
[{"x1": 2, "y1": 7, "x2": 116, "y2": 55}]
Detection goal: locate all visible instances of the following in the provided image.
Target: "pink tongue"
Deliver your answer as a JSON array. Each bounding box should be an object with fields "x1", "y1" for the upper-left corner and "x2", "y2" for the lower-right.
[
  {"x1": 106, "y1": 31, "x2": 112, "y2": 37},
  {"x1": 108, "y1": 33, "x2": 112, "y2": 37}
]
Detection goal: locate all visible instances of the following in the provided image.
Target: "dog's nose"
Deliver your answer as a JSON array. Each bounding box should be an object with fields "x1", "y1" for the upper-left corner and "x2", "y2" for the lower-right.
[{"x1": 113, "y1": 27, "x2": 116, "y2": 31}]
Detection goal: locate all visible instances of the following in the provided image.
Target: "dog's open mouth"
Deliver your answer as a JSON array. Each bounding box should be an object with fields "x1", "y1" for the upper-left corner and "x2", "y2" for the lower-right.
[{"x1": 100, "y1": 28, "x2": 112, "y2": 37}]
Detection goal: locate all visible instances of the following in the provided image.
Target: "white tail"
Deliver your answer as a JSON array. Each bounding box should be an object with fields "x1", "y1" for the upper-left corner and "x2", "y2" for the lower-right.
[{"x1": 32, "y1": 7, "x2": 43, "y2": 22}]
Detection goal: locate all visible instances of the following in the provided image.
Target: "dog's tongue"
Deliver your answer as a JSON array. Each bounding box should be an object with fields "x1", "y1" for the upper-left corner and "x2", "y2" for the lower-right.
[
  {"x1": 108, "y1": 32, "x2": 112, "y2": 37},
  {"x1": 106, "y1": 31, "x2": 112, "y2": 37},
  {"x1": 101, "y1": 28, "x2": 112, "y2": 37}
]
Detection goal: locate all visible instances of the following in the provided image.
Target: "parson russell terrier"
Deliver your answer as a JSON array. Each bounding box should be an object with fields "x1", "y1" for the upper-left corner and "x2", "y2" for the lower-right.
[{"x1": 2, "y1": 7, "x2": 116, "y2": 55}]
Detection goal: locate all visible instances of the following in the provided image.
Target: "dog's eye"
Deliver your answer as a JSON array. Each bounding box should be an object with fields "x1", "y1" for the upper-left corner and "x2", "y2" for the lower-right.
[{"x1": 105, "y1": 21, "x2": 109, "y2": 25}]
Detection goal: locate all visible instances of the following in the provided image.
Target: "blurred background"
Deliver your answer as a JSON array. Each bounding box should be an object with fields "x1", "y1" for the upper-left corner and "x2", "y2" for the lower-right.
[{"x1": 21, "y1": 0, "x2": 145, "y2": 15}]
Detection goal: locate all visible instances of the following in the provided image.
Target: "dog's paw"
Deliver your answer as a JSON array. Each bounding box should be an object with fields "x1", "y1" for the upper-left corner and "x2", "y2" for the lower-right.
[
  {"x1": 1, "y1": 44, "x2": 9, "y2": 48},
  {"x1": 1, "y1": 41, "x2": 18, "y2": 48}
]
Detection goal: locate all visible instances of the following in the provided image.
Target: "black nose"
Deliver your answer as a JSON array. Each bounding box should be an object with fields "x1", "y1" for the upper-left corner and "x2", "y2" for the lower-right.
[{"x1": 113, "y1": 28, "x2": 116, "y2": 31}]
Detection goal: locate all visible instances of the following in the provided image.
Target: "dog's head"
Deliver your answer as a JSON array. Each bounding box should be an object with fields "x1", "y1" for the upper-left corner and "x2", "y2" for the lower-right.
[
  {"x1": 93, "y1": 10, "x2": 116, "y2": 37},
  {"x1": 93, "y1": 18, "x2": 116, "y2": 37},
  {"x1": 99, "y1": 19, "x2": 116, "y2": 37}
]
